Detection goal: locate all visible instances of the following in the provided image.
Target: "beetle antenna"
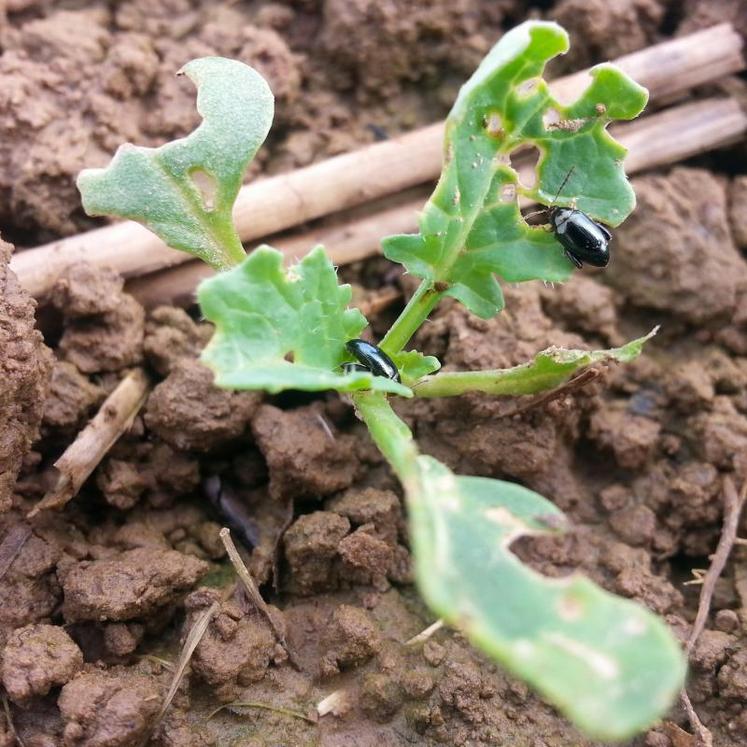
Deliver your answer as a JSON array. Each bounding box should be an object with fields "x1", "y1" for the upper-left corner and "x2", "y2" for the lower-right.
[
  {"x1": 525, "y1": 166, "x2": 577, "y2": 223},
  {"x1": 550, "y1": 166, "x2": 575, "y2": 205}
]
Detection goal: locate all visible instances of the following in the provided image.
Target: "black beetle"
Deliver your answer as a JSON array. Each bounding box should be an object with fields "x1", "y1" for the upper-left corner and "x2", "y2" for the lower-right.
[
  {"x1": 534, "y1": 167, "x2": 612, "y2": 269},
  {"x1": 345, "y1": 339, "x2": 400, "y2": 382},
  {"x1": 549, "y1": 207, "x2": 611, "y2": 268}
]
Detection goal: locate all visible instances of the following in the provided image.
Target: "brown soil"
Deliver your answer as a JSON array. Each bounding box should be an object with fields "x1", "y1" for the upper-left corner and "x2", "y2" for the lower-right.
[{"x1": 1, "y1": 1, "x2": 747, "y2": 746}]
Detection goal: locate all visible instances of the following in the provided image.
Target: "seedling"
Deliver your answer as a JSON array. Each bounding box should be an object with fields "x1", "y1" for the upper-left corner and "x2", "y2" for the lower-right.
[{"x1": 78, "y1": 23, "x2": 686, "y2": 741}]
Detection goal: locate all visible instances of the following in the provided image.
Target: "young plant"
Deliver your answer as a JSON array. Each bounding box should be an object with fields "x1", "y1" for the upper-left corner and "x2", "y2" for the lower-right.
[{"x1": 78, "y1": 23, "x2": 686, "y2": 741}]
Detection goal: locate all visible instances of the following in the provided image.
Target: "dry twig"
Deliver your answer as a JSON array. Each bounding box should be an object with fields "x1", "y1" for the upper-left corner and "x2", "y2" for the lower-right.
[
  {"x1": 0, "y1": 524, "x2": 32, "y2": 582},
  {"x1": 128, "y1": 95, "x2": 747, "y2": 309},
  {"x1": 2, "y1": 694, "x2": 26, "y2": 747},
  {"x1": 687, "y1": 477, "x2": 746, "y2": 653},
  {"x1": 207, "y1": 701, "x2": 316, "y2": 724},
  {"x1": 27, "y1": 369, "x2": 150, "y2": 518},
  {"x1": 679, "y1": 691, "x2": 713, "y2": 747},
  {"x1": 219, "y1": 527, "x2": 297, "y2": 666},
  {"x1": 12, "y1": 25, "x2": 744, "y2": 299},
  {"x1": 405, "y1": 619, "x2": 445, "y2": 646},
  {"x1": 497, "y1": 367, "x2": 602, "y2": 419},
  {"x1": 679, "y1": 477, "x2": 747, "y2": 746},
  {"x1": 144, "y1": 601, "x2": 220, "y2": 745}
]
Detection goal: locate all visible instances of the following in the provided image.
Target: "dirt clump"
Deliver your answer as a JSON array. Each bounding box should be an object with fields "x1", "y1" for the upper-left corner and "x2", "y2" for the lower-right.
[
  {"x1": 0, "y1": 239, "x2": 53, "y2": 511},
  {"x1": 51, "y1": 263, "x2": 145, "y2": 374},
  {"x1": 2, "y1": 623, "x2": 83, "y2": 703},
  {"x1": 609, "y1": 168, "x2": 747, "y2": 325},
  {"x1": 320, "y1": 604, "x2": 381, "y2": 677},
  {"x1": 184, "y1": 589, "x2": 278, "y2": 698},
  {"x1": 338, "y1": 526, "x2": 394, "y2": 582},
  {"x1": 539, "y1": 273, "x2": 620, "y2": 343},
  {"x1": 677, "y1": 0, "x2": 747, "y2": 39},
  {"x1": 283, "y1": 510, "x2": 350, "y2": 594},
  {"x1": 0, "y1": 522, "x2": 61, "y2": 641},
  {"x1": 589, "y1": 401, "x2": 661, "y2": 469},
  {"x1": 549, "y1": 0, "x2": 664, "y2": 70},
  {"x1": 326, "y1": 487, "x2": 401, "y2": 540},
  {"x1": 730, "y1": 175, "x2": 747, "y2": 250},
  {"x1": 143, "y1": 306, "x2": 213, "y2": 377},
  {"x1": 144, "y1": 359, "x2": 260, "y2": 452},
  {"x1": 50, "y1": 263, "x2": 125, "y2": 318},
  {"x1": 252, "y1": 403, "x2": 360, "y2": 500},
  {"x1": 95, "y1": 459, "x2": 149, "y2": 511},
  {"x1": 318, "y1": 0, "x2": 513, "y2": 99},
  {"x1": 42, "y1": 361, "x2": 105, "y2": 435},
  {"x1": 61, "y1": 547, "x2": 208, "y2": 623},
  {"x1": 718, "y1": 646, "x2": 747, "y2": 700},
  {"x1": 58, "y1": 668, "x2": 161, "y2": 747}
]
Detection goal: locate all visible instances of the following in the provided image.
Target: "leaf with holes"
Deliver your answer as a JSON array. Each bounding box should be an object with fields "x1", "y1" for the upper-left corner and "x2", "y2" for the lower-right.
[
  {"x1": 413, "y1": 327, "x2": 656, "y2": 397},
  {"x1": 353, "y1": 391, "x2": 686, "y2": 741},
  {"x1": 382, "y1": 20, "x2": 648, "y2": 318},
  {"x1": 410, "y1": 456, "x2": 686, "y2": 741},
  {"x1": 198, "y1": 245, "x2": 412, "y2": 396},
  {"x1": 77, "y1": 57, "x2": 273, "y2": 270}
]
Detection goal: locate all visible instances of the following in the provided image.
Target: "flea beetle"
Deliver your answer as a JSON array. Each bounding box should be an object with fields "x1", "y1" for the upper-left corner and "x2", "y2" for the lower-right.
[
  {"x1": 345, "y1": 339, "x2": 400, "y2": 383},
  {"x1": 534, "y1": 167, "x2": 612, "y2": 269}
]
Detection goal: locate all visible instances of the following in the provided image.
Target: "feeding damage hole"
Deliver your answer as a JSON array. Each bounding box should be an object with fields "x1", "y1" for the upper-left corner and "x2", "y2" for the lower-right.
[
  {"x1": 507, "y1": 144, "x2": 541, "y2": 190},
  {"x1": 482, "y1": 110, "x2": 503, "y2": 139},
  {"x1": 189, "y1": 168, "x2": 218, "y2": 211},
  {"x1": 516, "y1": 77, "x2": 539, "y2": 98},
  {"x1": 500, "y1": 184, "x2": 516, "y2": 203},
  {"x1": 542, "y1": 107, "x2": 587, "y2": 133}
]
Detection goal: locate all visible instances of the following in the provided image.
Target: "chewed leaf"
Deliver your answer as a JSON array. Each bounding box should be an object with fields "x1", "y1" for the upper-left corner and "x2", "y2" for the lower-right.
[
  {"x1": 414, "y1": 328, "x2": 656, "y2": 397},
  {"x1": 77, "y1": 57, "x2": 274, "y2": 270},
  {"x1": 353, "y1": 391, "x2": 685, "y2": 740},
  {"x1": 198, "y1": 246, "x2": 412, "y2": 397},
  {"x1": 392, "y1": 350, "x2": 441, "y2": 386},
  {"x1": 383, "y1": 20, "x2": 648, "y2": 318},
  {"x1": 408, "y1": 456, "x2": 686, "y2": 740}
]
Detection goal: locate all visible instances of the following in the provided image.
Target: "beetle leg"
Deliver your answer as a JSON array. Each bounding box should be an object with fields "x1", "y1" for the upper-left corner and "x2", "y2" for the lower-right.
[
  {"x1": 564, "y1": 250, "x2": 583, "y2": 269},
  {"x1": 342, "y1": 362, "x2": 370, "y2": 375}
]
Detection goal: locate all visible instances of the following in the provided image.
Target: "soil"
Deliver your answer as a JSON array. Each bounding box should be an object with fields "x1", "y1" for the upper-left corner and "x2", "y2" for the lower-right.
[{"x1": 1, "y1": 1, "x2": 747, "y2": 746}]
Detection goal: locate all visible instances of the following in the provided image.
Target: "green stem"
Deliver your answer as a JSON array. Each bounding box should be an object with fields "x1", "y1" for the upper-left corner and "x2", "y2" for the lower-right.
[
  {"x1": 380, "y1": 280, "x2": 444, "y2": 355},
  {"x1": 214, "y1": 227, "x2": 247, "y2": 270},
  {"x1": 413, "y1": 363, "x2": 580, "y2": 398},
  {"x1": 352, "y1": 391, "x2": 419, "y2": 483}
]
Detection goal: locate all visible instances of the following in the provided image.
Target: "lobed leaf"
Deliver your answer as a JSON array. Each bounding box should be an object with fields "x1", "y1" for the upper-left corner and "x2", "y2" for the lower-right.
[
  {"x1": 77, "y1": 57, "x2": 274, "y2": 271},
  {"x1": 198, "y1": 246, "x2": 412, "y2": 397},
  {"x1": 354, "y1": 391, "x2": 686, "y2": 741},
  {"x1": 383, "y1": 20, "x2": 648, "y2": 319},
  {"x1": 413, "y1": 328, "x2": 656, "y2": 397},
  {"x1": 410, "y1": 456, "x2": 686, "y2": 741},
  {"x1": 391, "y1": 349, "x2": 441, "y2": 386}
]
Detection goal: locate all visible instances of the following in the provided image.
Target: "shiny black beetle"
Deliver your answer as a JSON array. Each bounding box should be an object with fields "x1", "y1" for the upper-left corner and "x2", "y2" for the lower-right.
[
  {"x1": 541, "y1": 167, "x2": 612, "y2": 269},
  {"x1": 344, "y1": 339, "x2": 400, "y2": 383},
  {"x1": 549, "y1": 207, "x2": 611, "y2": 268}
]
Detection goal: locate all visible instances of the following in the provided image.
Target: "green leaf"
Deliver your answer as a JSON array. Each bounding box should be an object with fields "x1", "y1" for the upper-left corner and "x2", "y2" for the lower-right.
[
  {"x1": 410, "y1": 456, "x2": 686, "y2": 741},
  {"x1": 198, "y1": 246, "x2": 412, "y2": 397},
  {"x1": 391, "y1": 350, "x2": 441, "y2": 386},
  {"x1": 383, "y1": 20, "x2": 648, "y2": 319},
  {"x1": 353, "y1": 391, "x2": 685, "y2": 741},
  {"x1": 77, "y1": 57, "x2": 274, "y2": 271},
  {"x1": 414, "y1": 328, "x2": 656, "y2": 397}
]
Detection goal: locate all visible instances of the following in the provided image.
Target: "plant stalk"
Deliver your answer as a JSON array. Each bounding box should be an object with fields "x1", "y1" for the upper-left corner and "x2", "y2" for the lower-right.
[
  {"x1": 220, "y1": 236, "x2": 248, "y2": 270},
  {"x1": 413, "y1": 365, "x2": 579, "y2": 398},
  {"x1": 352, "y1": 391, "x2": 419, "y2": 483},
  {"x1": 380, "y1": 280, "x2": 443, "y2": 355}
]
